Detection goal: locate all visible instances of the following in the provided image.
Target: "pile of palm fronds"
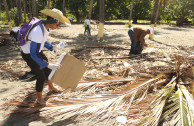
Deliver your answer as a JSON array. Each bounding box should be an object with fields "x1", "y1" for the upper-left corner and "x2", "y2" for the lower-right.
[{"x1": 1, "y1": 41, "x2": 194, "y2": 125}]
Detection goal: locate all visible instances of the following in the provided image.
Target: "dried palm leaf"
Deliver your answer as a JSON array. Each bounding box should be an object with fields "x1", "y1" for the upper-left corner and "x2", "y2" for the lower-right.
[
  {"x1": 37, "y1": 74, "x2": 166, "y2": 123},
  {"x1": 139, "y1": 76, "x2": 177, "y2": 126},
  {"x1": 140, "y1": 77, "x2": 194, "y2": 126}
]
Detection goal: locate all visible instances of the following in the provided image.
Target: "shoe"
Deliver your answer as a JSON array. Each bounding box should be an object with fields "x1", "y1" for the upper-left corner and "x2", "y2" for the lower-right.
[
  {"x1": 19, "y1": 72, "x2": 36, "y2": 80},
  {"x1": 35, "y1": 99, "x2": 46, "y2": 107}
]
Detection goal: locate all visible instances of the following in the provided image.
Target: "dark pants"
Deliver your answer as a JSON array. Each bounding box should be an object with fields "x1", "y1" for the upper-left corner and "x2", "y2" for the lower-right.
[
  {"x1": 128, "y1": 30, "x2": 142, "y2": 55},
  {"x1": 21, "y1": 51, "x2": 51, "y2": 92},
  {"x1": 84, "y1": 25, "x2": 91, "y2": 35}
]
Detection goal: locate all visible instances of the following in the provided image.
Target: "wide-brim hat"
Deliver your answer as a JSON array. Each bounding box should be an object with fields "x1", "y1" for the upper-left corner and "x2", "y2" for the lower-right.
[{"x1": 40, "y1": 8, "x2": 71, "y2": 26}]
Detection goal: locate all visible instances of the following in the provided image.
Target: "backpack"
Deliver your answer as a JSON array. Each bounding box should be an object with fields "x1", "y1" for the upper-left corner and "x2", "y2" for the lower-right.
[
  {"x1": 84, "y1": 22, "x2": 87, "y2": 27},
  {"x1": 17, "y1": 17, "x2": 44, "y2": 46}
]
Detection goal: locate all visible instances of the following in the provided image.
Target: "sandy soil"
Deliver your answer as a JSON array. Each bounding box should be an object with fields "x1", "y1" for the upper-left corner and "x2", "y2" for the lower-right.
[{"x1": 0, "y1": 23, "x2": 194, "y2": 126}]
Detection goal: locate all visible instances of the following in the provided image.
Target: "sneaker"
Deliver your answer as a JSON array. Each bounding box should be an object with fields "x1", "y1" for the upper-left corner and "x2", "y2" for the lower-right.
[{"x1": 19, "y1": 72, "x2": 36, "y2": 80}]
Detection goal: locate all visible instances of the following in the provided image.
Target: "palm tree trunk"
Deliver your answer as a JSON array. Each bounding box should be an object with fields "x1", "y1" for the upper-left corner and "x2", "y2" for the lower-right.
[
  {"x1": 48, "y1": 0, "x2": 51, "y2": 9},
  {"x1": 155, "y1": 5, "x2": 160, "y2": 24},
  {"x1": 16, "y1": 0, "x2": 23, "y2": 26},
  {"x1": 128, "y1": 0, "x2": 134, "y2": 26},
  {"x1": 3, "y1": 0, "x2": 12, "y2": 30},
  {"x1": 62, "y1": 0, "x2": 66, "y2": 16},
  {"x1": 28, "y1": 0, "x2": 32, "y2": 18},
  {"x1": 89, "y1": 0, "x2": 93, "y2": 20},
  {"x1": 0, "y1": 0, "x2": 2, "y2": 11},
  {"x1": 36, "y1": 0, "x2": 39, "y2": 18},
  {"x1": 23, "y1": 0, "x2": 27, "y2": 23},
  {"x1": 97, "y1": 0, "x2": 105, "y2": 41},
  {"x1": 149, "y1": 0, "x2": 159, "y2": 40},
  {"x1": 32, "y1": 0, "x2": 36, "y2": 17}
]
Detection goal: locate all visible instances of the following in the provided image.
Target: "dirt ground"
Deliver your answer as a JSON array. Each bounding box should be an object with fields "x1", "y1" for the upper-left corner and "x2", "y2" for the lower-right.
[{"x1": 0, "y1": 23, "x2": 194, "y2": 126}]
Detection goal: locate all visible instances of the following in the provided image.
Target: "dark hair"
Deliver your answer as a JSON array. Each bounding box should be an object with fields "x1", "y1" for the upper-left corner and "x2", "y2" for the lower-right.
[{"x1": 47, "y1": 16, "x2": 54, "y2": 20}]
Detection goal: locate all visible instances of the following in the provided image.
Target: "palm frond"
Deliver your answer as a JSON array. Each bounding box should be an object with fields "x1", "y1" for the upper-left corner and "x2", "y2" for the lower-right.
[
  {"x1": 180, "y1": 85, "x2": 194, "y2": 126},
  {"x1": 139, "y1": 76, "x2": 177, "y2": 126},
  {"x1": 38, "y1": 74, "x2": 166, "y2": 123}
]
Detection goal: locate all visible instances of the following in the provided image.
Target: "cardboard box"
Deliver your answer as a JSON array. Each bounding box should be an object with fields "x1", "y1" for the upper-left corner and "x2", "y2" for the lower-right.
[{"x1": 48, "y1": 52, "x2": 87, "y2": 90}]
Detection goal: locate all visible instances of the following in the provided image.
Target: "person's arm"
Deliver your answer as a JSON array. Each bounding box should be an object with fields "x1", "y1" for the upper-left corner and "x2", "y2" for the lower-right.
[
  {"x1": 44, "y1": 40, "x2": 54, "y2": 51},
  {"x1": 139, "y1": 32, "x2": 147, "y2": 47},
  {"x1": 30, "y1": 41, "x2": 48, "y2": 69},
  {"x1": 88, "y1": 20, "x2": 92, "y2": 28}
]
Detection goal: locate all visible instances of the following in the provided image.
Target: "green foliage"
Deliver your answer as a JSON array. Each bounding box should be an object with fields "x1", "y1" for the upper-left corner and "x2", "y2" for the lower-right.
[
  {"x1": 132, "y1": 0, "x2": 152, "y2": 23},
  {"x1": 1, "y1": 0, "x2": 194, "y2": 25},
  {"x1": 162, "y1": 0, "x2": 194, "y2": 26},
  {"x1": 9, "y1": 7, "x2": 18, "y2": 26}
]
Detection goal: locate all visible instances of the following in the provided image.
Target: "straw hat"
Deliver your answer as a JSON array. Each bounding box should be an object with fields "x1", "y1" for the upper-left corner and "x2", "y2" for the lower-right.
[{"x1": 40, "y1": 8, "x2": 71, "y2": 25}]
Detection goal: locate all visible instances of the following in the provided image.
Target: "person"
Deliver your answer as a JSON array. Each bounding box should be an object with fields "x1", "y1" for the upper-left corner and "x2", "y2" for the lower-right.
[
  {"x1": 84, "y1": 16, "x2": 92, "y2": 36},
  {"x1": 10, "y1": 27, "x2": 19, "y2": 41},
  {"x1": 128, "y1": 27, "x2": 153, "y2": 55},
  {"x1": 20, "y1": 8, "x2": 71, "y2": 105}
]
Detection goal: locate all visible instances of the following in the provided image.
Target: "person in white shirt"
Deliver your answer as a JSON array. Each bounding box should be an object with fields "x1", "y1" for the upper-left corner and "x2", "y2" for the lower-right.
[
  {"x1": 21, "y1": 8, "x2": 71, "y2": 105},
  {"x1": 84, "y1": 16, "x2": 92, "y2": 36}
]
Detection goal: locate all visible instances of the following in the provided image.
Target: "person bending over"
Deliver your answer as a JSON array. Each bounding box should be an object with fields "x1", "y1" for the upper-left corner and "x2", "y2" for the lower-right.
[
  {"x1": 128, "y1": 27, "x2": 153, "y2": 55},
  {"x1": 20, "y1": 8, "x2": 71, "y2": 105}
]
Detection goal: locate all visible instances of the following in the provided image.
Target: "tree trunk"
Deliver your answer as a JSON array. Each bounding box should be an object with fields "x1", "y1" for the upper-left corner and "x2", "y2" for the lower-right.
[
  {"x1": 155, "y1": 5, "x2": 160, "y2": 24},
  {"x1": 16, "y1": 0, "x2": 23, "y2": 26},
  {"x1": 3, "y1": 0, "x2": 12, "y2": 30},
  {"x1": 36, "y1": 0, "x2": 39, "y2": 18},
  {"x1": 89, "y1": 0, "x2": 93, "y2": 20},
  {"x1": 149, "y1": 0, "x2": 159, "y2": 40},
  {"x1": 62, "y1": 0, "x2": 66, "y2": 16},
  {"x1": 23, "y1": 0, "x2": 27, "y2": 23},
  {"x1": 0, "y1": 0, "x2": 2, "y2": 11},
  {"x1": 97, "y1": 0, "x2": 105, "y2": 41},
  {"x1": 28, "y1": 0, "x2": 32, "y2": 18},
  {"x1": 32, "y1": 0, "x2": 36, "y2": 17},
  {"x1": 128, "y1": 0, "x2": 134, "y2": 26},
  {"x1": 48, "y1": 0, "x2": 50, "y2": 9}
]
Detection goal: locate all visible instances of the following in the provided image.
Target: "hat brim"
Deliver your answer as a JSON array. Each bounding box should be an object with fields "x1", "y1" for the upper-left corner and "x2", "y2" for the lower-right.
[{"x1": 40, "y1": 9, "x2": 71, "y2": 25}]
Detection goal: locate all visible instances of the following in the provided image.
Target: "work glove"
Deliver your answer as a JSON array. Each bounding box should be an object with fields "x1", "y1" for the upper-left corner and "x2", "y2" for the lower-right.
[
  {"x1": 53, "y1": 42, "x2": 66, "y2": 52},
  {"x1": 48, "y1": 63, "x2": 61, "y2": 70}
]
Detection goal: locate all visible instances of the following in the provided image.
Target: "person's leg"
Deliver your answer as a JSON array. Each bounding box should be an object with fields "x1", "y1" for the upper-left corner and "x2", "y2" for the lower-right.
[
  {"x1": 128, "y1": 30, "x2": 136, "y2": 55},
  {"x1": 88, "y1": 26, "x2": 91, "y2": 36},
  {"x1": 20, "y1": 52, "x2": 36, "y2": 80},
  {"x1": 40, "y1": 52, "x2": 60, "y2": 92},
  {"x1": 84, "y1": 27, "x2": 87, "y2": 35},
  {"x1": 21, "y1": 52, "x2": 47, "y2": 103}
]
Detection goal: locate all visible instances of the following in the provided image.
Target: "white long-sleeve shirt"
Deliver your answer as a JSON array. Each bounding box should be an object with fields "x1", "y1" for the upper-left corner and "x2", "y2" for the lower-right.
[{"x1": 84, "y1": 19, "x2": 92, "y2": 27}]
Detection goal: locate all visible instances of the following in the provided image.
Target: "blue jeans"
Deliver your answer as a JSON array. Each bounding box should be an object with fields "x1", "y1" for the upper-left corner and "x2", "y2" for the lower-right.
[{"x1": 128, "y1": 30, "x2": 142, "y2": 55}]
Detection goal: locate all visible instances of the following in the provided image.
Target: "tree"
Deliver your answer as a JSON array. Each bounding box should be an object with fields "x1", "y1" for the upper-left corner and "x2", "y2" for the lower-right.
[
  {"x1": 66, "y1": 0, "x2": 87, "y2": 22},
  {"x1": 149, "y1": 0, "x2": 159, "y2": 40},
  {"x1": 48, "y1": 0, "x2": 51, "y2": 9},
  {"x1": 128, "y1": 0, "x2": 134, "y2": 26},
  {"x1": 89, "y1": 0, "x2": 93, "y2": 20},
  {"x1": 16, "y1": 0, "x2": 23, "y2": 26},
  {"x1": 132, "y1": 0, "x2": 152, "y2": 24},
  {"x1": 3, "y1": 0, "x2": 12, "y2": 30},
  {"x1": 32, "y1": 0, "x2": 36, "y2": 17},
  {"x1": 97, "y1": 0, "x2": 105, "y2": 41},
  {"x1": 23, "y1": 0, "x2": 27, "y2": 23},
  {"x1": 62, "y1": 0, "x2": 66, "y2": 16}
]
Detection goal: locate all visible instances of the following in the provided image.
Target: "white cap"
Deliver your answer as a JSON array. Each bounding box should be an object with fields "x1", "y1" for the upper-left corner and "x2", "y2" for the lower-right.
[{"x1": 148, "y1": 27, "x2": 153, "y2": 34}]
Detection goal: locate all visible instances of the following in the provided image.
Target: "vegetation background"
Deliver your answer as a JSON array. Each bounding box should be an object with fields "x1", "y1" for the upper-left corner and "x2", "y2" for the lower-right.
[{"x1": 0, "y1": 0, "x2": 194, "y2": 27}]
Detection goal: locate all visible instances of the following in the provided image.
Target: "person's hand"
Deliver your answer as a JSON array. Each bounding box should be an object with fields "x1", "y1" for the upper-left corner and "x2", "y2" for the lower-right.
[
  {"x1": 53, "y1": 42, "x2": 66, "y2": 52},
  {"x1": 143, "y1": 43, "x2": 148, "y2": 47},
  {"x1": 48, "y1": 63, "x2": 61, "y2": 70}
]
